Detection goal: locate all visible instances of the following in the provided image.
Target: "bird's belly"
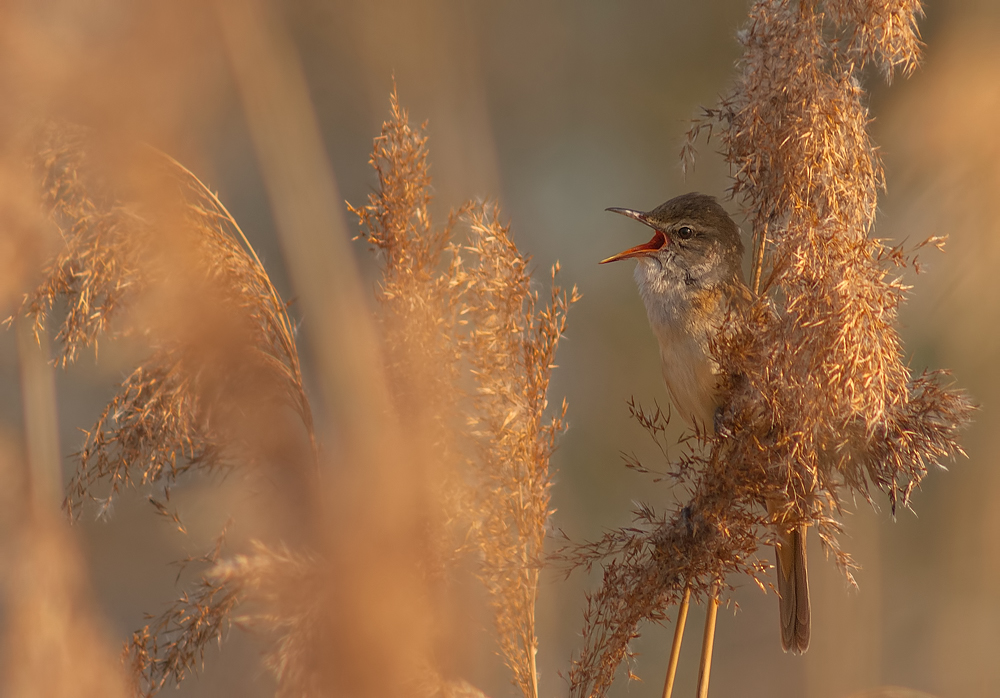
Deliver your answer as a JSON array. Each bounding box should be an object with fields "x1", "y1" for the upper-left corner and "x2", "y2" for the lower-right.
[{"x1": 655, "y1": 331, "x2": 720, "y2": 433}]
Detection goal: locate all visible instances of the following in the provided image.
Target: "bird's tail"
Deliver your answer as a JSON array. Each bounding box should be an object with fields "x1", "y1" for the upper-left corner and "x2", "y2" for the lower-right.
[{"x1": 775, "y1": 524, "x2": 810, "y2": 654}]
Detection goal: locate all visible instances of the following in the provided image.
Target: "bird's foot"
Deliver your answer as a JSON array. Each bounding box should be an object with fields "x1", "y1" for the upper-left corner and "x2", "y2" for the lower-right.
[{"x1": 714, "y1": 406, "x2": 733, "y2": 438}]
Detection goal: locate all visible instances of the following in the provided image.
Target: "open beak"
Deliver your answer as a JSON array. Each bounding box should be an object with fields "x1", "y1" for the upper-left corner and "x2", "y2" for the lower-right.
[{"x1": 600, "y1": 207, "x2": 669, "y2": 264}]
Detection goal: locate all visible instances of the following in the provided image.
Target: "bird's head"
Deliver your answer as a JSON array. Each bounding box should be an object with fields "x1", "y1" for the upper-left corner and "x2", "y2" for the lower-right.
[{"x1": 601, "y1": 192, "x2": 744, "y2": 290}]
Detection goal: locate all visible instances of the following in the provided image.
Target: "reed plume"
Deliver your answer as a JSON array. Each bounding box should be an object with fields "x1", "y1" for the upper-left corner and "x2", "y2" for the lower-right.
[
  {"x1": 28, "y1": 124, "x2": 316, "y2": 522},
  {"x1": 565, "y1": 2, "x2": 973, "y2": 695},
  {"x1": 460, "y1": 207, "x2": 574, "y2": 698},
  {"x1": 18, "y1": 122, "x2": 320, "y2": 694},
  {"x1": 350, "y1": 91, "x2": 578, "y2": 698},
  {"x1": 0, "y1": 0, "x2": 978, "y2": 695},
  {"x1": 16, "y1": 81, "x2": 576, "y2": 698},
  {"x1": 124, "y1": 544, "x2": 241, "y2": 696}
]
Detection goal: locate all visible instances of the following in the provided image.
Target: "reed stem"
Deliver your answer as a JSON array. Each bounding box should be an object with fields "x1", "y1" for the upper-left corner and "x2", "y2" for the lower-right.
[{"x1": 15, "y1": 316, "x2": 62, "y2": 510}]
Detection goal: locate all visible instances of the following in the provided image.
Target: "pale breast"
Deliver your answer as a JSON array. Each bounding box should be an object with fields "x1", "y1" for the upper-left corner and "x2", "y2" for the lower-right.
[
  {"x1": 634, "y1": 257, "x2": 737, "y2": 434},
  {"x1": 653, "y1": 322, "x2": 721, "y2": 433}
]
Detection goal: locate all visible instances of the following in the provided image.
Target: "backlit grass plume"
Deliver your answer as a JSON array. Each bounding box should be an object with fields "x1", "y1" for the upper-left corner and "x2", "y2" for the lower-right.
[
  {"x1": 460, "y1": 207, "x2": 574, "y2": 698},
  {"x1": 124, "y1": 539, "x2": 323, "y2": 698},
  {"x1": 566, "y1": 1, "x2": 972, "y2": 695},
  {"x1": 28, "y1": 124, "x2": 317, "y2": 522},
  {"x1": 22, "y1": 88, "x2": 576, "y2": 697},
  {"x1": 24, "y1": 123, "x2": 320, "y2": 694},
  {"x1": 351, "y1": 92, "x2": 578, "y2": 698}
]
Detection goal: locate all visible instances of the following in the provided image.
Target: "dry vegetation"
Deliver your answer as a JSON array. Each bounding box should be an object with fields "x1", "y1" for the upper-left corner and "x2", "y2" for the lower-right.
[
  {"x1": 29, "y1": 124, "x2": 318, "y2": 521},
  {"x1": 22, "y1": 122, "x2": 322, "y2": 695},
  {"x1": 349, "y1": 93, "x2": 577, "y2": 698},
  {"x1": 562, "y1": 1, "x2": 972, "y2": 697},
  {"x1": 0, "y1": 1, "x2": 974, "y2": 698},
  {"x1": 11, "y1": 90, "x2": 577, "y2": 697}
]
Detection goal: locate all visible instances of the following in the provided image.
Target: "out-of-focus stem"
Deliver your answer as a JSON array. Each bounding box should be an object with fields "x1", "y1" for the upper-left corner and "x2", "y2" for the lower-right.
[
  {"x1": 214, "y1": 1, "x2": 427, "y2": 694},
  {"x1": 661, "y1": 585, "x2": 690, "y2": 698},
  {"x1": 696, "y1": 583, "x2": 720, "y2": 698},
  {"x1": 15, "y1": 315, "x2": 62, "y2": 511},
  {"x1": 214, "y1": 0, "x2": 399, "y2": 472}
]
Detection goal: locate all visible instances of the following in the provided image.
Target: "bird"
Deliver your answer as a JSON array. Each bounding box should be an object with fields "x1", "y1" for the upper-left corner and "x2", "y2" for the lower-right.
[{"x1": 600, "y1": 191, "x2": 810, "y2": 654}]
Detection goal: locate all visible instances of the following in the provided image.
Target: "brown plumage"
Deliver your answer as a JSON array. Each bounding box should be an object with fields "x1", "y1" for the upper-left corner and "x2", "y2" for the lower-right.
[{"x1": 602, "y1": 192, "x2": 810, "y2": 653}]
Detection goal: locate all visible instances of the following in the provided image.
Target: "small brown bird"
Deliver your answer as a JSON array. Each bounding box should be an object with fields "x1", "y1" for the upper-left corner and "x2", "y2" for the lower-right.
[{"x1": 601, "y1": 192, "x2": 810, "y2": 654}]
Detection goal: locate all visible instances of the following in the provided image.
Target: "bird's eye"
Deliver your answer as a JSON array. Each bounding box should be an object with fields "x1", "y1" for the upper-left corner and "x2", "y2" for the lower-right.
[{"x1": 676, "y1": 226, "x2": 694, "y2": 239}]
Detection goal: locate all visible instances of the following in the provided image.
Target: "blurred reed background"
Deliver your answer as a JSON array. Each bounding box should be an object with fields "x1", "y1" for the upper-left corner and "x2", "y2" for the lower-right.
[{"x1": 0, "y1": 1, "x2": 995, "y2": 697}]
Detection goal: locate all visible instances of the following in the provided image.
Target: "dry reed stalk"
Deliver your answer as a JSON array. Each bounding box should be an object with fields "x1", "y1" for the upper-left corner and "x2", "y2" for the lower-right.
[
  {"x1": 219, "y1": 5, "x2": 448, "y2": 695},
  {"x1": 214, "y1": 0, "x2": 394, "y2": 460},
  {"x1": 1, "y1": 508, "x2": 131, "y2": 698},
  {"x1": 0, "y1": 3, "x2": 334, "y2": 696},
  {"x1": 347, "y1": 89, "x2": 467, "y2": 499},
  {"x1": 20, "y1": 90, "x2": 577, "y2": 698},
  {"x1": 0, "y1": 154, "x2": 51, "y2": 321},
  {"x1": 27, "y1": 124, "x2": 317, "y2": 521},
  {"x1": 3, "y1": 282, "x2": 127, "y2": 698},
  {"x1": 348, "y1": 92, "x2": 475, "y2": 673},
  {"x1": 132, "y1": 88, "x2": 578, "y2": 698},
  {"x1": 564, "y1": 2, "x2": 973, "y2": 696},
  {"x1": 351, "y1": 91, "x2": 578, "y2": 698},
  {"x1": 19, "y1": 122, "x2": 321, "y2": 695},
  {"x1": 2, "y1": 0, "x2": 578, "y2": 693},
  {"x1": 460, "y1": 206, "x2": 576, "y2": 698},
  {"x1": 15, "y1": 317, "x2": 61, "y2": 509}
]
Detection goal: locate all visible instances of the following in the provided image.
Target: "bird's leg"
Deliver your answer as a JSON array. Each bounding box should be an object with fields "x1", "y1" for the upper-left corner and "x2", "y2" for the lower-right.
[
  {"x1": 696, "y1": 581, "x2": 721, "y2": 698},
  {"x1": 661, "y1": 585, "x2": 691, "y2": 698}
]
